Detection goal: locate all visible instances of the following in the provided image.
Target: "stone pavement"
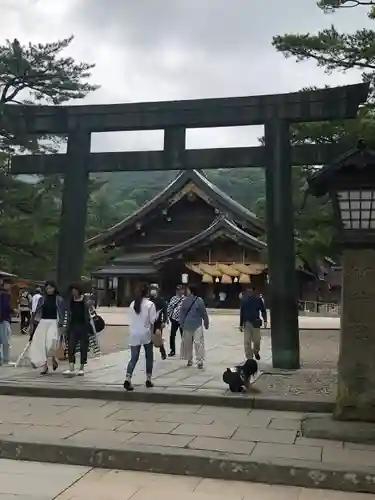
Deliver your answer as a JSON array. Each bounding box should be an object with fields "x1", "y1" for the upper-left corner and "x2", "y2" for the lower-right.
[
  {"x1": 0, "y1": 460, "x2": 372, "y2": 500},
  {"x1": 0, "y1": 458, "x2": 88, "y2": 499},
  {"x1": 0, "y1": 396, "x2": 374, "y2": 494},
  {"x1": 1, "y1": 318, "x2": 338, "y2": 410}
]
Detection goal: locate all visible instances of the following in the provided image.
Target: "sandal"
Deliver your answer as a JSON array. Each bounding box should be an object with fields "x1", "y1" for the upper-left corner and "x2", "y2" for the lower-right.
[
  {"x1": 52, "y1": 357, "x2": 58, "y2": 372},
  {"x1": 40, "y1": 365, "x2": 49, "y2": 375}
]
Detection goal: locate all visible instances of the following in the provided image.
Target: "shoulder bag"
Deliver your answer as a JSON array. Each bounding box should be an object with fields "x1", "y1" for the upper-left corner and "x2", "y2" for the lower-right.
[
  {"x1": 87, "y1": 300, "x2": 105, "y2": 333},
  {"x1": 183, "y1": 297, "x2": 198, "y2": 321}
]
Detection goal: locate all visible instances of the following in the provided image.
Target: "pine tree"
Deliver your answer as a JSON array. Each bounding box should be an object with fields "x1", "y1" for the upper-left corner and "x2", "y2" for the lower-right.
[
  {"x1": 0, "y1": 36, "x2": 99, "y2": 277},
  {"x1": 270, "y1": 1, "x2": 375, "y2": 261}
]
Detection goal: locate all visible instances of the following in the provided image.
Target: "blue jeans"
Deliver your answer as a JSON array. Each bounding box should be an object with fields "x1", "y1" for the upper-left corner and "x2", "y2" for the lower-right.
[
  {"x1": 0, "y1": 322, "x2": 10, "y2": 364},
  {"x1": 126, "y1": 342, "x2": 153, "y2": 378}
]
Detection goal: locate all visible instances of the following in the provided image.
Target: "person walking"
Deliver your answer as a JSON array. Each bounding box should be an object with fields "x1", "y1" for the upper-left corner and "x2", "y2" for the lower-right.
[
  {"x1": 239, "y1": 286, "x2": 267, "y2": 361},
  {"x1": 19, "y1": 289, "x2": 31, "y2": 335},
  {"x1": 31, "y1": 288, "x2": 42, "y2": 313},
  {"x1": 63, "y1": 282, "x2": 98, "y2": 377},
  {"x1": 0, "y1": 279, "x2": 12, "y2": 366},
  {"x1": 30, "y1": 287, "x2": 42, "y2": 340},
  {"x1": 28, "y1": 280, "x2": 64, "y2": 375},
  {"x1": 180, "y1": 284, "x2": 209, "y2": 369},
  {"x1": 149, "y1": 285, "x2": 168, "y2": 360},
  {"x1": 124, "y1": 284, "x2": 157, "y2": 391},
  {"x1": 167, "y1": 285, "x2": 184, "y2": 357}
]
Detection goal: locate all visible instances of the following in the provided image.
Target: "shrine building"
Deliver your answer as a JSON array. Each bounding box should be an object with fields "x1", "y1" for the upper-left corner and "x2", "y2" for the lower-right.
[{"x1": 87, "y1": 170, "x2": 320, "y2": 307}]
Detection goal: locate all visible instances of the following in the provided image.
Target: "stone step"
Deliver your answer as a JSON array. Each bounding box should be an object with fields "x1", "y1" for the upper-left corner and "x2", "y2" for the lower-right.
[
  {"x1": 0, "y1": 381, "x2": 335, "y2": 413},
  {"x1": 1, "y1": 434, "x2": 375, "y2": 494},
  {"x1": 0, "y1": 395, "x2": 374, "y2": 494}
]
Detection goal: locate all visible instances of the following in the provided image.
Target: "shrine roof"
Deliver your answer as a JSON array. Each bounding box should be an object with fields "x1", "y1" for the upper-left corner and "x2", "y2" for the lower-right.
[
  {"x1": 92, "y1": 264, "x2": 157, "y2": 277},
  {"x1": 87, "y1": 170, "x2": 264, "y2": 248},
  {"x1": 152, "y1": 215, "x2": 266, "y2": 264}
]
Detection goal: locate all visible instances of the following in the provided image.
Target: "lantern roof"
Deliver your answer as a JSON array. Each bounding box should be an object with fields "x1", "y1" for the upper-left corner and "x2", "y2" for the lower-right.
[{"x1": 308, "y1": 140, "x2": 375, "y2": 197}]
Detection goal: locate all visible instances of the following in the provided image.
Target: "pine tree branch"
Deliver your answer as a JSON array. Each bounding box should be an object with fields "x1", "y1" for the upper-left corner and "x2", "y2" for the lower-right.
[
  {"x1": 318, "y1": 0, "x2": 375, "y2": 10},
  {"x1": 273, "y1": 28, "x2": 375, "y2": 73}
]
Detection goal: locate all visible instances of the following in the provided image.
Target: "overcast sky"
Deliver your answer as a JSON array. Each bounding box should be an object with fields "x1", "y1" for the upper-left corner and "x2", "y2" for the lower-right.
[{"x1": 1, "y1": 0, "x2": 371, "y2": 153}]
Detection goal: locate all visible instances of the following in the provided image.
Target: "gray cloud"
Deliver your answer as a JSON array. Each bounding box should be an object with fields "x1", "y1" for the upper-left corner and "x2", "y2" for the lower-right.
[{"x1": 1, "y1": 0, "x2": 371, "y2": 153}]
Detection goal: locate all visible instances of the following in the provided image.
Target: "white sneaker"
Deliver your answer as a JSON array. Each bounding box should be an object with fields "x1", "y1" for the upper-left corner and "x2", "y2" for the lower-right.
[
  {"x1": 63, "y1": 368, "x2": 76, "y2": 377},
  {"x1": 77, "y1": 368, "x2": 84, "y2": 376}
]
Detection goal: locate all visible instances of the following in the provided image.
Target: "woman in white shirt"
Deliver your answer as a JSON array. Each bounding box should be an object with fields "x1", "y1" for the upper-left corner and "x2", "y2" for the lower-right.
[{"x1": 124, "y1": 284, "x2": 157, "y2": 391}]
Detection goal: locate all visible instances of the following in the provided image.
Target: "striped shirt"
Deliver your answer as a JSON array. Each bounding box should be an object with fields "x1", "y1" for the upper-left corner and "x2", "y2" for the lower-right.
[{"x1": 167, "y1": 295, "x2": 184, "y2": 323}]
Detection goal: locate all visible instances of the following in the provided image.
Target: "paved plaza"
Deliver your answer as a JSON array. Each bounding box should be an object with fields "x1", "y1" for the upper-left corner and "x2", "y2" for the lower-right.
[
  {"x1": 5, "y1": 314, "x2": 338, "y2": 401},
  {"x1": 0, "y1": 396, "x2": 374, "y2": 495},
  {"x1": 0, "y1": 459, "x2": 372, "y2": 500}
]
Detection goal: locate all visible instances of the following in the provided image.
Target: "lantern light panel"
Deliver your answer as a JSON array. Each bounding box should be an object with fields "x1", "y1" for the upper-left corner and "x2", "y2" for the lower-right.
[{"x1": 337, "y1": 190, "x2": 375, "y2": 229}]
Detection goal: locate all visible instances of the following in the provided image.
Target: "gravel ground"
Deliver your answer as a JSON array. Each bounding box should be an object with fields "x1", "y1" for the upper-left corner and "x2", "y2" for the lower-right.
[
  {"x1": 256, "y1": 369, "x2": 337, "y2": 398},
  {"x1": 258, "y1": 329, "x2": 338, "y2": 398}
]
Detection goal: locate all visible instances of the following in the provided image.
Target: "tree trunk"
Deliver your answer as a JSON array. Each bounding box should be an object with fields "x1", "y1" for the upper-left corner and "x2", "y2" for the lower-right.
[{"x1": 335, "y1": 248, "x2": 375, "y2": 422}]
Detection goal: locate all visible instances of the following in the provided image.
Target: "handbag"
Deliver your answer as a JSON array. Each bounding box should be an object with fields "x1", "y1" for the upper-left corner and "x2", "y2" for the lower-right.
[
  {"x1": 92, "y1": 314, "x2": 105, "y2": 333},
  {"x1": 152, "y1": 328, "x2": 163, "y2": 348},
  {"x1": 55, "y1": 336, "x2": 66, "y2": 361},
  {"x1": 88, "y1": 301, "x2": 105, "y2": 333}
]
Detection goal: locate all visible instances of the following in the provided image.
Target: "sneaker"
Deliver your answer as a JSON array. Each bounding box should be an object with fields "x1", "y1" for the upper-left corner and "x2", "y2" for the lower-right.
[
  {"x1": 77, "y1": 369, "x2": 84, "y2": 376},
  {"x1": 161, "y1": 354, "x2": 167, "y2": 360},
  {"x1": 254, "y1": 353, "x2": 260, "y2": 361},
  {"x1": 145, "y1": 380, "x2": 154, "y2": 388},
  {"x1": 123, "y1": 380, "x2": 134, "y2": 391},
  {"x1": 168, "y1": 351, "x2": 176, "y2": 357},
  {"x1": 63, "y1": 369, "x2": 76, "y2": 377},
  {"x1": 197, "y1": 362, "x2": 204, "y2": 369},
  {"x1": 187, "y1": 360, "x2": 193, "y2": 367}
]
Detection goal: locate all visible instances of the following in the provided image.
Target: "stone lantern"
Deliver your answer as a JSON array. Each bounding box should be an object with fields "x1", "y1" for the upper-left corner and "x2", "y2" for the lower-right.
[{"x1": 308, "y1": 140, "x2": 375, "y2": 422}]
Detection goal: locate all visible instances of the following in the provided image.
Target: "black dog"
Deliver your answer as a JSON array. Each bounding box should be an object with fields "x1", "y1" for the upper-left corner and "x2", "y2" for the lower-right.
[{"x1": 222, "y1": 359, "x2": 258, "y2": 393}]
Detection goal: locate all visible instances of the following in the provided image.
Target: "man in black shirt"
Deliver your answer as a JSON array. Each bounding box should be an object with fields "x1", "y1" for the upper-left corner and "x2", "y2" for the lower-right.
[
  {"x1": 240, "y1": 287, "x2": 267, "y2": 361},
  {"x1": 149, "y1": 284, "x2": 168, "y2": 360}
]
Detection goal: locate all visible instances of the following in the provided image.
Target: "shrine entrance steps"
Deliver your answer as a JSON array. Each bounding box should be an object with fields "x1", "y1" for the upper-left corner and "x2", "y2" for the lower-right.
[{"x1": 0, "y1": 395, "x2": 374, "y2": 495}]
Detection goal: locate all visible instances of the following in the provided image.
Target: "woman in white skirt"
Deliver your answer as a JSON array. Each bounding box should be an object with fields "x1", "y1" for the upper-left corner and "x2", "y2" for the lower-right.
[
  {"x1": 28, "y1": 280, "x2": 64, "y2": 375},
  {"x1": 179, "y1": 284, "x2": 209, "y2": 369}
]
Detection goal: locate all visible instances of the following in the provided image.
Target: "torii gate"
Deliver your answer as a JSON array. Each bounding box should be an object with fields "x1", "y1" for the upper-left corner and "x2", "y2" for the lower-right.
[{"x1": 5, "y1": 82, "x2": 369, "y2": 369}]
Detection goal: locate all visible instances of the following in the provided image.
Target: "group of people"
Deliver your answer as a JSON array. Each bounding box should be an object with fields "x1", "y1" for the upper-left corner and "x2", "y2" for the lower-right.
[
  {"x1": 0, "y1": 276, "x2": 268, "y2": 394},
  {"x1": 29, "y1": 280, "x2": 101, "y2": 376},
  {"x1": 125, "y1": 282, "x2": 267, "y2": 393},
  {"x1": 0, "y1": 279, "x2": 101, "y2": 376}
]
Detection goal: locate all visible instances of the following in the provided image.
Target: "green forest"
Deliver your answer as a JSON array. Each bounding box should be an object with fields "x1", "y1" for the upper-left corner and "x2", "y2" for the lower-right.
[{"x1": 1, "y1": 0, "x2": 374, "y2": 279}]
